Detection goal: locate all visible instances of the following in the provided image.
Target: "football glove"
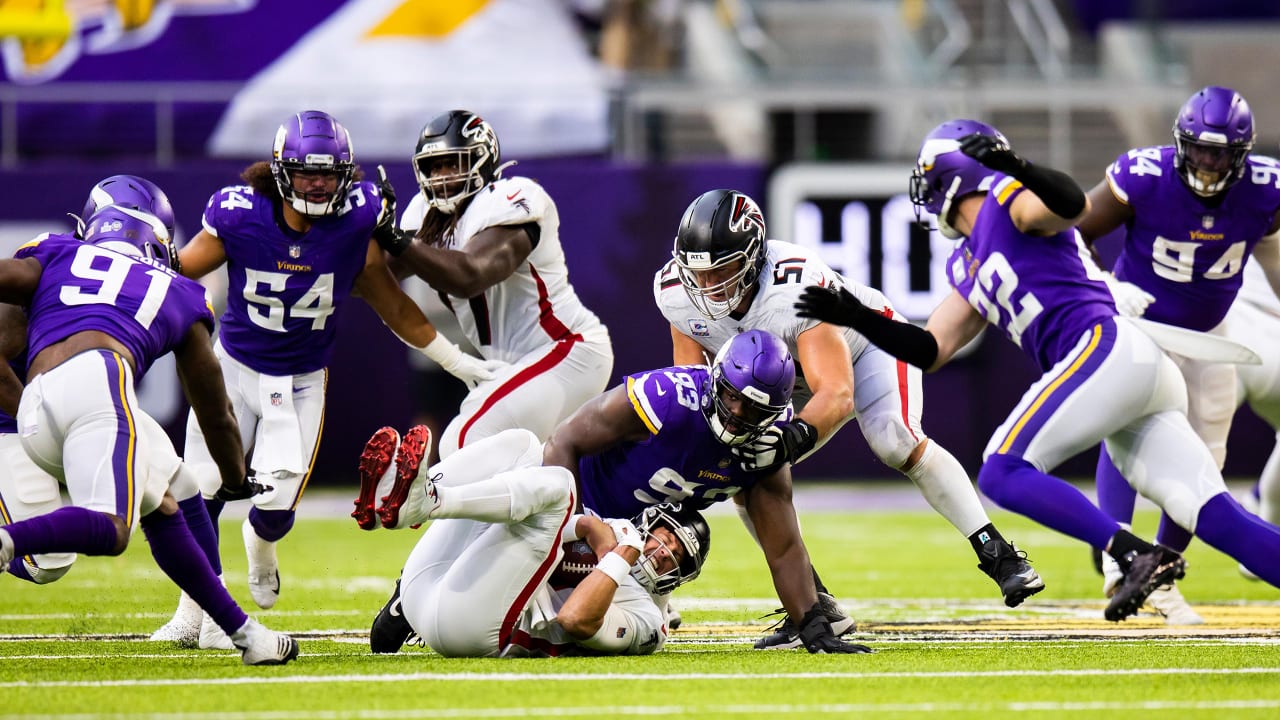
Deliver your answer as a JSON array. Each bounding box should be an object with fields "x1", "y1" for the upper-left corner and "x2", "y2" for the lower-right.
[
  {"x1": 419, "y1": 335, "x2": 509, "y2": 388},
  {"x1": 797, "y1": 604, "x2": 873, "y2": 654},
  {"x1": 730, "y1": 419, "x2": 818, "y2": 474},
  {"x1": 607, "y1": 518, "x2": 645, "y2": 554},
  {"x1": 1103, "y1": 274, "x2": 1155, "y2": 318},
  {"x1": 958, "y1": 132, "x2": 1026, "y2": 175},
  {"x1": 215, "y1": 476, "x2": 273, "y2": 502},
  {"x1": 795, "y1": 284, "x2": 869, "y2": 328},
  {"x1": 372, "y1": 165, "x2": 411, "y2": 256}
]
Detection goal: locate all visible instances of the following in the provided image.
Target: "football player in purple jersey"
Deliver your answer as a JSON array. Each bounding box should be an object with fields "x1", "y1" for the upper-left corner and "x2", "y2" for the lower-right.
[
  {"x1": 173, "y1": 110, "x2": 506, "y2": 615},
  {"x1": 796, "y1": 119, "x2": 1280, "y2": 622},
  {"x1": 0, "y1": 204, "x2": 298, "y2": 665},
  {"x1": 1075, "y1": 86, "x2": 1280, "y2": 622}
]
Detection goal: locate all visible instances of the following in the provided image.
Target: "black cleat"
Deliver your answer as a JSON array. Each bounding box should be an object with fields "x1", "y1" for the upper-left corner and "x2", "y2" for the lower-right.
[
  {"x1": 370, "y1": 576, "x2": 414, "y2": 654},
  {"x1": 978, "y1": 539, "x2": 1045, "y2": 608},
  {"x1": 753, "y1": 592, "x2": 854, "y2": 650},
  {"x1": 1105, "y1": 546, "x2": 1187, "y2": 622}
]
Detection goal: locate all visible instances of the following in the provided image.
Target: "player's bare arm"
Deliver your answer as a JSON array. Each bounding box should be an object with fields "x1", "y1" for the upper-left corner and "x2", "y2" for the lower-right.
[
  {"x1": 670, "y1": 324, "x2": 709, "y2": 365},
  {"x1": 0, "y1": 304, "x2": 28, "y2": 416},
  {"x1": 353, "y1": 241, "x2": 440, "y2": 348},
  {"x1": 793, "y1": 322, "x2": 854, "y2": 438},
  {"x1": 0, "y1": 256, "x2": 42, "y2": 305},
  {"x1": 174, "y1": 322, "x2": 246, "y2": 491},
  {"x1": 555, "y1": 515, "x2": 635, "y2": 639},
  {"x1": 176, "y1": 229, "x2": 228, "y2": 279},
  {"x1": 744, "y1": 469, "x2": 819, "y2": 623},
  {"x1": 924, "y1": 291, "x2": 988, "y2": 371},
  {"x1": 1076, "y1": 178, "x2": 1133, "y2": 245},
  {"x1": 543, "y1": 386, "x2": 652, "y2": 482},
  {"x1": 400, "y1": 224, "x2": 533, "y2": 298}
]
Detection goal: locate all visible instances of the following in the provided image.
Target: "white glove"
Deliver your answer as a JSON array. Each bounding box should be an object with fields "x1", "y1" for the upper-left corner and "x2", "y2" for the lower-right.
[
  {"x1": 607, "y1": 518, "x2": 644, "y2": 555},
  {"x1": 1103, "y1": 274, "x2": 1155, "y2": 318},
  {"x1": 419, "y1": 335, "x2": 509, "y2": 387}
]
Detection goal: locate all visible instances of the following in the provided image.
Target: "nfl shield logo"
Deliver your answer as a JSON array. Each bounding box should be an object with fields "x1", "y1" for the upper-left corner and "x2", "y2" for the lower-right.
[
  {"x1": 1202, "y1": 216, "x2": 1214, "y2": 230},
  {"x1": 288, "y1": 244, "x2": 301, "y2": 259},
  {"x1": 270, "y1": 392, "x2": 283, "y2": 407}
]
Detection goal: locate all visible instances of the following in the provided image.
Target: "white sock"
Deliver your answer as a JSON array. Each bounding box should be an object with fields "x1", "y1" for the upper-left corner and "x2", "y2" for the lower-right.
[{"x1": 904, "y1": 441, "x2": 990, "y2": 537}]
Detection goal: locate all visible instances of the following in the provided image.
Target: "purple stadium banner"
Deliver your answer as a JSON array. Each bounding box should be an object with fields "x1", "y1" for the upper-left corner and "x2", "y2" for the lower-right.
[{"x1": 0, "y1": 158, "x2": 1273, "y2": 487}]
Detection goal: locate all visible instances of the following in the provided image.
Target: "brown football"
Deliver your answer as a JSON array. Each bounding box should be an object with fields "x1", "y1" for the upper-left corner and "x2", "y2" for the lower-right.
[{"x1": 547, "y1": 539, "x2": 599, "y2": 589}]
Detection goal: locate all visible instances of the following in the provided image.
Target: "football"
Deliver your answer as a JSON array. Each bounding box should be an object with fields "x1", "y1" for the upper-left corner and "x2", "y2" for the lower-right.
[{"x1": 547, "y1": 539, "x2": 599, "y2": 589}]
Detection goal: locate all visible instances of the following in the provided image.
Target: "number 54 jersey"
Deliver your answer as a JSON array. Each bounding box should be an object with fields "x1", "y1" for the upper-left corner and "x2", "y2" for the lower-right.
[
  {"x1": 201, "y1": 181, "x2": 381, "y2": 375},
  {"x1": 17, "y1": 235, "x2": 214, "y2": 375},
  {"x1": 654, "y1": 239, "x2": 893, "y2": 365}
]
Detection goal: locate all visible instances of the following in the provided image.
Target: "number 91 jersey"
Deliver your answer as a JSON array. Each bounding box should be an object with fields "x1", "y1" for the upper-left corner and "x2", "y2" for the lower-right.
[
  {"x1": 201, "y1": 181, "x2": 381, "y2": 375},
  {"x1": 654, "y1": 239, "x2": 892, "y2": 365},
  {"x1": 576, "y1": 366, "x2": 771, "y2": 519},
  {"x1": 1106, "y1": 145, "x2": 1280, "y2": 331}
]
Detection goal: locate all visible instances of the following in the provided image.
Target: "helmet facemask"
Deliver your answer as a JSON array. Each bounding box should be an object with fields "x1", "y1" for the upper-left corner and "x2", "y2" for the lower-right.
[
  {"x1": 413, "y1": 145, "x2": 493, "y2": 214},
  {"x1": 1173, "y1": 133, "x2": 1252, "y2": 197},
  {"x1": 1172, "y1": 86, "x2": 1255, "y2": 198},
  {"x1": 675, "y1": 245, "x2": 760, "y2": 321},
  {"x1": 629, "y1": 505, "x2": 710, "y2": 595},
  {"x1": 270, "y1": 112, "x2": 356, "y2": 218},
  {"x1": 702, "y1": 329, "x2": 795, "y2": 446},
  {"x1": 705, "y1": 365, "x2": 788, "y2": 446}
]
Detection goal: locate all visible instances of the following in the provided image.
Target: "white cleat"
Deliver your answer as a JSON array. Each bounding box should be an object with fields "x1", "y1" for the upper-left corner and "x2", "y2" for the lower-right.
[
  {"x1": 0, "y1": 528, "x2": 13, "y2": 570},
  {"x1": 376, "y1": 425, "x2": 441, "y2": 530},
  {"x1": 199, "y1": 612, "x2": 235, "y2": 650},
  {"x1": 1145, "y1": 583, "x2": 1205, "y2": 625},
  {"x1": 242, "y1": 519, "x2": 280, "y2": 609},
  {"x1": 149, "y1": 593, "x2": 202, "y2": 647},
  {"x1": 1100, "y1": 551, "x2": 1123, "y2": 598},
  {"x1": 1239, "y1": 562, "x2": 1261, "y2": 581},
  {"x1": 230, "y1": 618, "x2": 299, "y2": 666}
]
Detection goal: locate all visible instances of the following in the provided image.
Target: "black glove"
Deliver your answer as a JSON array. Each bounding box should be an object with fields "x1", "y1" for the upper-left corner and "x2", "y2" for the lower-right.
[
  {"x1": 730, "y1": 419, "x2": 818, "y2": 474},
  {"x1": 797, "y1": 604, "x2": 873, "y2": 654},
  {"x1": 958, "y1": 133, "x2": 1026, "y2": 176},
  {"x1": 215, "y1": 477, "x2": 273, "y2": 502},
  {"x1": 372, "y1": 165, "x2": 411, "y2": 256},
  {"x1": 795, "y1": 284, "x2": 872, "y2": 328}
]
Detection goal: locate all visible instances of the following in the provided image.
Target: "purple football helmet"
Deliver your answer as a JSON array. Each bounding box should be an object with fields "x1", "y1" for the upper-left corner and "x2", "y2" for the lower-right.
[
  {"x1": 909, "y1": 119, "x2": 1002, "y2": 239},
  {"x1": 1173, "y1": 86, "x2": 1255, "y2": 197},
  {"x1": 271, "y1": 110, "x2": 355, "y2": 217},
  {"x1": 412, "y1": 110, "x2": 503, "y2": 214},
  {"x1": 78, "y1": 174, "x2": 175, "y2": 240},
  {"x1": 82, "y1": 204, "x2": 179, "y2": 270},
  {"x1": 704, "y1": 329, "x2": 795, "y2": 446}
]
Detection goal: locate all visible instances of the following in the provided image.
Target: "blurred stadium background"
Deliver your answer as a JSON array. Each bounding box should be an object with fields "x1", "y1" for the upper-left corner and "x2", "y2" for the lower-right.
[{"x1": 1, "y1": 0, "x2": 1278, "y2": 487}]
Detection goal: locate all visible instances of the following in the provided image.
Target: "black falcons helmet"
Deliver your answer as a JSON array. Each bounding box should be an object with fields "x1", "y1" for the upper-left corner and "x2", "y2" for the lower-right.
[
  {"x1": 672, "y1": 189, "x2": 767, "y2": 320},
  {"x1": 629, "y1": 502, "x2": 712, "y2": 595},
  {"x1": 412, "y1": 109, "x2": 502, "y2": 214}
]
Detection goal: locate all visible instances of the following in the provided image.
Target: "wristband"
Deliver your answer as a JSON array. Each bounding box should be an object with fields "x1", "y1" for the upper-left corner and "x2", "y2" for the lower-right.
[
  {"x1": 594, "y1": 551, "x2": 634, "y2": 586},
  {"x1": 419, "y1": 334, "x2": 461, "y2": 369}
]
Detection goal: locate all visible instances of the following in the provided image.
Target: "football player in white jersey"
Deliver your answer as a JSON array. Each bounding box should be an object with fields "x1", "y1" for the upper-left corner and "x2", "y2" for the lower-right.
[
  {"x1": 654, "y1": 189, "x2": 1043, "y2": 647},
  {"x1": 1229, "y1": 263, "x2": 1280, "y2": 546},
  {"x1": 370, "y1": 110, "x2": 613, "y2": 460}
]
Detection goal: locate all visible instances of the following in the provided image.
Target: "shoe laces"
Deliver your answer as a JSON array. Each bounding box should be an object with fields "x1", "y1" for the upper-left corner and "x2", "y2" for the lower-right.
[{"x1": 757, "y1": 606, "x2": 793, "y2": 632}]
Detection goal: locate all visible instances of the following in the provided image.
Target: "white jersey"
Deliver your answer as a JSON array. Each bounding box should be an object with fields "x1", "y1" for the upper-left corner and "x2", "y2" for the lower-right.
[
  {"x1": 654, "y1": 239, "x2": 892, "y2": 364},
  {"x1": 401, "y1": 177, "x2": 607, "y2": 363},
  {"x1": 1236, "y1": 261, "x2": 1280, "y2": 316},
  {"x1": 511, "y1": 575, "x2": 667, "y2": 656}
]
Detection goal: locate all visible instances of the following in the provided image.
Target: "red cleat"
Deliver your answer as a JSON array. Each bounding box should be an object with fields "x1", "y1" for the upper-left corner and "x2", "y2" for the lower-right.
[
  {"x1": 377, "y1": 425, "x2": 435, "y2": 529},
  {"x1": 353, "y1": 427, "x2": 399, "y2": 530}
]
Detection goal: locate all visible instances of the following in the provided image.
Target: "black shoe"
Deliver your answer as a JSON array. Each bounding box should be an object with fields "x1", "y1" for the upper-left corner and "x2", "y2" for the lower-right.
[
  {"x1": 753, "y1": 592, "x2": 854, "y2": 650},
  {"x1": 978, "y1": 539, "x2": 1046, "y2": 608},
  {"x1": 1105, "y1": 546, "x2": 1186, "y2": 622},
  {"x1": 370, "y1": 577, "x2": 414, "y2": 654}
]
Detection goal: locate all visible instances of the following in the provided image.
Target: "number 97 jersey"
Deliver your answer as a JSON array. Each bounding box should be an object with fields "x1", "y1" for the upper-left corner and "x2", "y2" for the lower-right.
[{"x1": 201, "y1": 181, "x2": 381, "y2": 375}]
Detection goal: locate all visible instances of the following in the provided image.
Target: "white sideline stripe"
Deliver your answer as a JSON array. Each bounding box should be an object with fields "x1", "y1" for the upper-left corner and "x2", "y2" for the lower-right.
[
  {"x1": 4, "y1": 700, "x2": 1280, "y2": 719},
  {"x1": 3, "y1": 666, "x2": 1279, "y2": 689}
]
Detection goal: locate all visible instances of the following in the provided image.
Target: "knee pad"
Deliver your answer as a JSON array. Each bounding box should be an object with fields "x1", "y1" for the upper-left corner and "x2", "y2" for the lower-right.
[{"x1": 858, "y1": 413, "x2": 919, "y2": 469}]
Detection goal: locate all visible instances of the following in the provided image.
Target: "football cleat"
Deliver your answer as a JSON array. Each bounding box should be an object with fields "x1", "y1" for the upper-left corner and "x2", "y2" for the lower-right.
[
  {"x1": 376, "y1": 425, "x2": 440, "y2": 529},
  {"x1": 148, "y1": 615, "x2": 200, "y2": 648},
  {"x1": 1105, "y1": 546, "x2": 1187, "y2": 622},
  {"x1": 370, "y1": 576, "x2": 414, "y2": 654},
  {"x1": 1101, "y1": 551, "x2": 1123, "y2": 597},
  {"x1": 354, "y1": 427, "x2": 400, "y2": 530},
  {"x1": 1239, "y1": 562, "x2": 1261, "y2": 581},
  {"x1": 753, "y1": 592, "x2": 854, "y2": 650},
  {"x1": 231, "y1": 618, "x2": 300, "y2": 666},
  {"x1": 0, "y1": 528, "x2": 13, "y2": 570},
  {"x1": 1146, "y1": 583, "x2": 1204, "y2": 626},
  {"x1": 243, "y1": 519, "x2": 281, "y2": 609},
  {"x1": 978, "y1": 539, "x2": 1045, "y2": 608},
  {"x1": 199, "y1": 612, "x2": 235, "y2": 650}
]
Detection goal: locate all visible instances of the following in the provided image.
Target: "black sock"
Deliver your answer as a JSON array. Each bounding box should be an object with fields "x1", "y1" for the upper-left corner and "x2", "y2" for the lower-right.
[
  {"x1": 810, "y1": 565, "x2": 828, "y2": 595},
  {"x1": 1106, "y1": 529, "x2": 1155, "y2": 573},
  {"x1": 968, "y1": 523, "x2": 1005, "y2": 556}
]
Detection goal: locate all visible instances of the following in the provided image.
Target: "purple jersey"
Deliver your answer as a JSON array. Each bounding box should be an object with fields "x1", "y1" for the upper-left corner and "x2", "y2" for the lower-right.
[
  {"x1": 948, "y1": 176, "x2": 1116, "y2": 371},
  {"x1": 201, "y1": 180, "x2": 381, "y2": 375},
  {"x1": 1106, "y1": 146, "x2": 1280, "y2": 330},
  {"x1": 577, "y1": 365, "x2": 769, "y2": 519},
  {"x1": 16, "y1": 235, "x2": 213, "y2": 376}
]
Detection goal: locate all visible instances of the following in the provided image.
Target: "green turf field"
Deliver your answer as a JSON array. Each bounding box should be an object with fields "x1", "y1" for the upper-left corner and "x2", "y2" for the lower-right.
[{"x1": 4, "y1": 489, "x2": 1279, "y2": 719}]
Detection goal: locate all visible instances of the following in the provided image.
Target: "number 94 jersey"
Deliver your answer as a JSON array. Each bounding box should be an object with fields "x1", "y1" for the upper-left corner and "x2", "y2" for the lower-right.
[
  {"x1": 1106, "y1": 145, "x2": 1280, "y2": 331},
  {"x1": 654, "y1": 239, "x2": 892, "y2": 365},
  {"x1": 576, "y1": 365, "x2": 774, "y2": 519},
  {"x1": 201, "y1": 181, "x2": 381, "y2": 375}
]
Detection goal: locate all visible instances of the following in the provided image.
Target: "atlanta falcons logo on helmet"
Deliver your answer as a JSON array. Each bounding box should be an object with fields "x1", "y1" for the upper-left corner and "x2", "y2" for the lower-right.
[{"x1": 729, "y1": 193, "x2": 764, "y2": 236}]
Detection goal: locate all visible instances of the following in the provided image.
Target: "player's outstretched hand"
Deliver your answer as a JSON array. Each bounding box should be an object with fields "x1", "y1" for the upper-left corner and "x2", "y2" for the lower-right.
[
  {"x1": 1103, "y1": 274, "x2": 1156, "y2": 318},
  {"x1": 797, "y1": 606, "x2": 873, "y2": 654},
  {"x1": 372, "y1": 165, "x2": 410, "y2": 256},
  {"x1": 216, "y1": 476, "x2": 274, "y2": 502},
  {"x1": 795, "y1": 284, "x2": 866, "y2": 329},
  {"x1": 607, "y1": 518, "x2": 645, "y2": 554},
  {"x1": 958, "y1": 133, "x2": 1026, "y2": 176}
]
